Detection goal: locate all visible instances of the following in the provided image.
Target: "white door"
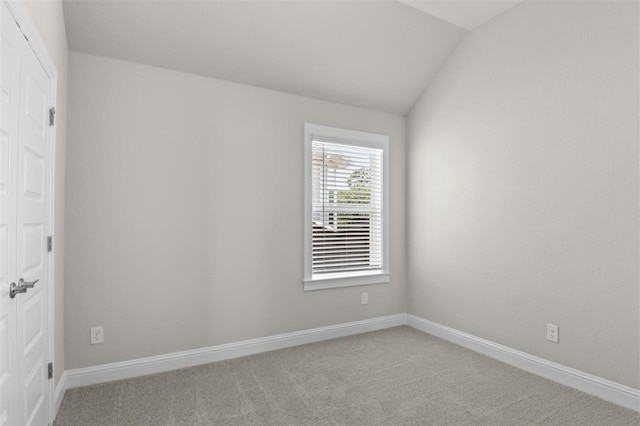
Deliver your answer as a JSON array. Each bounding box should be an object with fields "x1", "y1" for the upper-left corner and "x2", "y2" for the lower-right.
[
  {"x1": 0, "y1": 2, "x2": 52, "y2": 425},
  {"x1": 0, "y1": 2, "x2": 20, "y2": 423}
]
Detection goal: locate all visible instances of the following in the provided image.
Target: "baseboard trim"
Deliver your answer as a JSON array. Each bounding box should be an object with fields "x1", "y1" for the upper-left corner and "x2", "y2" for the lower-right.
[
  {"x1": 53, "y1": 372, "x2": 67, "y2": 419},
  {"x1": 62, "y1": 312, "x2": 638, "y2": 412},
  {"x1": 407, "y1": 314, "x2": 640, "y2": 412},
  {"x1": 65, "y1": 313, "x2": 407, "y2": 389}
]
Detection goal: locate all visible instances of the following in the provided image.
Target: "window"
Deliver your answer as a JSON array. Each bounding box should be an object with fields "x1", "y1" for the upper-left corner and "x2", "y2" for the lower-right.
[{"x1": 304, "y1": 123, "x2": 390, "y2": 291}]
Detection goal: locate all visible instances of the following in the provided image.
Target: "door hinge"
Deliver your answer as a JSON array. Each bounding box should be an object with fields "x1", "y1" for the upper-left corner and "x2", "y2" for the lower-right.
[
  {"x1": 48, "y1": 363, "x2": 53, "y2": 380},
  {"x1": 49, "y1": 107, "x2": 55, "y2": 126},
  {"x1": 47, "y1": 236, "x2": 53, "y2": 253}
]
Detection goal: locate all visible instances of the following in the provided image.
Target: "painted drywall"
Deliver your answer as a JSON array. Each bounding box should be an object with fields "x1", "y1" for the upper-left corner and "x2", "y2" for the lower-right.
[
  {"x1": 24, "y1": 0, "x2": 68, "y2": 386},
  {"x1": 65, "y1": 52, "x2": 406, "y2": 369},
  {"x1": 407, "y1": 0, "x2": 639, "y2": 388},
  {"x1": 62, "y1": 0, "x2": 466, "y2": 116}
]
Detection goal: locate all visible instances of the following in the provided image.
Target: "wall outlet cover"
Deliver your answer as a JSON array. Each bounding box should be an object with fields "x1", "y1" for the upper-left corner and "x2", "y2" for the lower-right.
[
  {"x1": 546, "y1": 324, "x2": 559, "y2": 343},
  {"x1": 91, "y1": 326, "x2": 104, "y2": 345}
]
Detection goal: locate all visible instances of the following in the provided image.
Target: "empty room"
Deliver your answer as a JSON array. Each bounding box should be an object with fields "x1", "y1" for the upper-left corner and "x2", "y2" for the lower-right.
[{"x1": 1, "y1": 0, "x2": 638, "y2": 424}]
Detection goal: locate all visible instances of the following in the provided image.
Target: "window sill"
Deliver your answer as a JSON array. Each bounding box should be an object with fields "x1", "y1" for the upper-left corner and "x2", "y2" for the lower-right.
[{"x1": 303, "y1": 272, "x2": 390, "y2": 291}]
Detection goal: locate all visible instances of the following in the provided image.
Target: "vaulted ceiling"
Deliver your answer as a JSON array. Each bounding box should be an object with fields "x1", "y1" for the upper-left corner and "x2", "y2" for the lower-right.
[
  {"x1": 398, "y1": 0, "x2": 524, "y2": 31},
  {"x1": 62, "y1": 1, "x2": 522, "y2": 115}
]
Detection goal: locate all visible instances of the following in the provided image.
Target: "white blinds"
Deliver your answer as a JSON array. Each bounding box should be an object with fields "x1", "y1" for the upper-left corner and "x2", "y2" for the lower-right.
[{"x1": 311, "y1": 140, "x2": 383, "y2": 276}]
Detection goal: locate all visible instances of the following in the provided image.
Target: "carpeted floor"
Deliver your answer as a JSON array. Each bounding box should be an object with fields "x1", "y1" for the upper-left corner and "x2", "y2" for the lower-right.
[{"x1": 55, "y1": 326, "x2": 639, "y2": 425}]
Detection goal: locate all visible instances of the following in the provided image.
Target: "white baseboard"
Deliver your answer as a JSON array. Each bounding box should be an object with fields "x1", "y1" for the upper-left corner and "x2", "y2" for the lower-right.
[
  {"x1": 53, "y1": 372, "x2": 67, "y2": 420},
  {"x1": 407, "y1": 314, "x2": 640, "y2": 412},
  {"x1": 61, "y1": 312, "x2": 638, "y2": 413},
  {"x1": 65, "y1": 313, "x2": 407, "y2": 389}
]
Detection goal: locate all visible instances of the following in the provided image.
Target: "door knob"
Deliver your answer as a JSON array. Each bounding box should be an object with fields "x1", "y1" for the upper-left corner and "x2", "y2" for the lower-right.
[{"x1": 9, "y1": 278, "x2": 39, "y2": 299}]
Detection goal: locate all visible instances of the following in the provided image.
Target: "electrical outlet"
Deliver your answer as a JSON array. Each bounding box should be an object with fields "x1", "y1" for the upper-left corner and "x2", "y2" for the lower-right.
[
  {"x1": 91, "y1": 326, "x2": 104, "y2": 345},
  {"x1": 361, "y1": 292, "x2": 368, "y2": 305},
  {"x1": 546, "y1": 324, "x2": 559, "y2": 343}
]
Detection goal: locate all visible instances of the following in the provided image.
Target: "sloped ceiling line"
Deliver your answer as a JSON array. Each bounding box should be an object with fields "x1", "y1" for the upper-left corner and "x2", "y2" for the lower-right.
[{"x1": 62, "y1": 0, "x2": 521, "y2": 115}]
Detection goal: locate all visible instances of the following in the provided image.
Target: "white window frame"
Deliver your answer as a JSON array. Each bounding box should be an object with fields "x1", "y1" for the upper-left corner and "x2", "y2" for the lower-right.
[{"x1": 304, "y1": 123, "x2": 390, "y2": 291}]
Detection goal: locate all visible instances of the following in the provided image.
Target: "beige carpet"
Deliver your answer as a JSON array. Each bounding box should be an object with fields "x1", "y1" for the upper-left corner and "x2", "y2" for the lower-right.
[{"x1": 55, "y1": 326, "x2": 639, "y2": 425}]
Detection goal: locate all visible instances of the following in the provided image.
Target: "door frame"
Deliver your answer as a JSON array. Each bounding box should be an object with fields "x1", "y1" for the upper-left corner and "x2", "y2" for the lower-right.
[{"x1": 3, "y1": 0, "x2": 57, "y2": 423}]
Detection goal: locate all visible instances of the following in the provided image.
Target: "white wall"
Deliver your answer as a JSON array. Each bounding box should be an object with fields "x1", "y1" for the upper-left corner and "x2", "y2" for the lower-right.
[
  {"x1": 407, "y1": 1, "x2": 639, "y2": 388},
  {"x1": 65, "y1": 52, "x2": 406, "y2": 369},
  {"x1": 24, "y1": 0, "x2": 68, "y2": 386}
]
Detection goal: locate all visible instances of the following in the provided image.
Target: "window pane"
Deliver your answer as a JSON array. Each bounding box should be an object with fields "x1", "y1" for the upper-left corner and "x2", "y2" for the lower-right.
[{"x1": 311, "y1": 141, "x2": 382, "y2": 276}]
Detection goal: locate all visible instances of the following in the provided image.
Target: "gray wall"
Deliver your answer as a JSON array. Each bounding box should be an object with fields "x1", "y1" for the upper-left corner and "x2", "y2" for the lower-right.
[
  {"x1": 25, "y1": 0, "x2": 68, "y2": 386},
  {"x1": 65, "y1": 52, "x2": 407, "y2": 369},
  {"x1": 407, "y1": 1, "x2": 639, "y2": 388},
  {"x1": 62, "y1": 0, "x2": 639, "y2": 391}
]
